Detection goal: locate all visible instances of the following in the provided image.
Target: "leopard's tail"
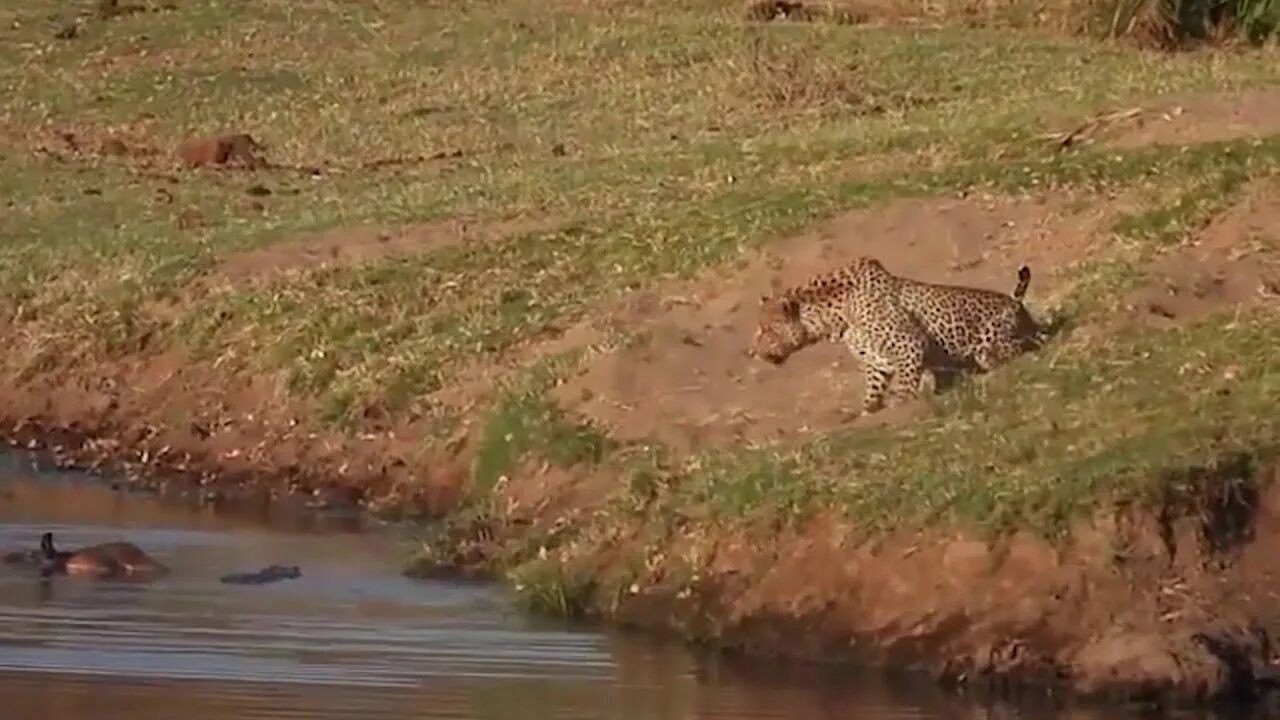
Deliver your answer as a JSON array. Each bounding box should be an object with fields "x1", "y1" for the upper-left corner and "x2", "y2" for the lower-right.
[{"x1": 1012, "y1": 265, "x2": 1031, "y2": 301}]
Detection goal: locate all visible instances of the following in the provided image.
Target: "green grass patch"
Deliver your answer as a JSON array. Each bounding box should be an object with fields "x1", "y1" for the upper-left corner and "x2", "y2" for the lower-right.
[
  {"x1": 4, "y1": 1, "x2": 1280, "y2": 426},
  {"x1": 669, "y1": 311, "x2": 1280, "y2": 539},
  {"x1": 1095, "y1": 0, "x2": 1280, "y2": 47},
  {"x1": 469, "y1": 352, "x2": 613, "y2": 502},
  {"x1": 5, "y1": 1, "x2": 1280, "y2": 566}
]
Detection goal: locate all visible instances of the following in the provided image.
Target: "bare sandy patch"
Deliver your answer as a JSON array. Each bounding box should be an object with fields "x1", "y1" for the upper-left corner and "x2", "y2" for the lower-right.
[
  {"x1": 1123, "y1": 182, "x2": 1280, "y2": 328},
  {"x1": 207, "y1": 216, "x2": 561, "y2": 287},
  {"x1": 553, "y1": 192, "x2": 1123, "y2": 453},
  {"x1": 1099, "y1": 88, "x2": 1280, "y2": 150}
]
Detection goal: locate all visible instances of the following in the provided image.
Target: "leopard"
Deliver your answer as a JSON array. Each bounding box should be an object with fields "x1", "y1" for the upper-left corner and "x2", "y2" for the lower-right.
[{"x1": 748, "y1": 256, "x2": 1040, "y2": 415}]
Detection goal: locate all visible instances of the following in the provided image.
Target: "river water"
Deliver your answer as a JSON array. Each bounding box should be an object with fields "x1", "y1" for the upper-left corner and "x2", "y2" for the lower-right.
[{"x1": 0, "y1": 455, "x2": 1251, "y2": 720}]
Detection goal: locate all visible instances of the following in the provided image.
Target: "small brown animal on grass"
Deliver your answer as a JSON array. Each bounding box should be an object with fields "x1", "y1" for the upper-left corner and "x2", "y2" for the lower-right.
[
  {"x1": 100, "y1": 138, "x2": 130, "y2": 156},
  {"x1": 178, "y1": 133, "x2": 267, "y2": 170},
  {"x1": 748, "y1": 257, "x2": 1041, "y2": 416}
]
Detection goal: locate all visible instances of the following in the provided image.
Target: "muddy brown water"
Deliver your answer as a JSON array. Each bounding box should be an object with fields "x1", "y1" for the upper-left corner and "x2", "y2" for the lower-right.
[{"x1": 0, "y1": 456, "x2": 1252, "y2": 720}]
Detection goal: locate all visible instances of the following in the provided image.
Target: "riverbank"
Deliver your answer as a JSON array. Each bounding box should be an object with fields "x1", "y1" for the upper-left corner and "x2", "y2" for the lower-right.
[{"x1": 4, "y1": 0, "x2": 1280, "y2": 707}]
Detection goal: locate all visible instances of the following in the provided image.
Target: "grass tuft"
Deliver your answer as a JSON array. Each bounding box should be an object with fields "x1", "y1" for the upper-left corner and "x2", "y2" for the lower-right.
[
  {"x1": 1097, "y1": 0, "x2": 1280, "y2": 47},
  {"x1": 470, "y1": 353, "x2": 613, "y2": 501}
]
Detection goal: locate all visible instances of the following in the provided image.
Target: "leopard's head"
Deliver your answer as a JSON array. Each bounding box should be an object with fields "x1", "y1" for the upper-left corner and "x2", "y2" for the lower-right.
[{"x1": 748, "y1": 295, "x2": 809, "y2": 364}]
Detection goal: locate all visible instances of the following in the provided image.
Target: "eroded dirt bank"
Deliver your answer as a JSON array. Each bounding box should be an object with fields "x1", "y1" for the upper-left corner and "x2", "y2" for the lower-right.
[
  {"x1": 4, "y1": 182, "x2": 1280, "y2": 707},
  {"x1": 698, "y1": 473, "x2": 1280, "y2": 703},
  {"x1": 0, "y1": 358, "x2": 470, "y2": 519},
  {"x1": 419, "y1": 459, "x2": 1280, "y2": 708},
  {"x1": 8, "y1": 368, "x2": 1280, "y2": 707},
  {"x1": 0, "y1": 188, "x2": 1113, "y2": 515}
]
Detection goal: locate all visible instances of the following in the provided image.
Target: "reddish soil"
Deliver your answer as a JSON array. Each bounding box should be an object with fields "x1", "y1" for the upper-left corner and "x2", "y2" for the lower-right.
[
  {"x1": 0, "y1": 353, "x2": 469, "y2": 521},
  {"x1": 2, "y1": 181, "x2": 1277, "y2": 706},
  {"x1": 412, "y1": 453, "x2": 1280, "y2": 705},
  {"x1": 30, "y1": 125, "x2": 162, "y2": 163},
  {"x1": 20, "y1": 124, "x2": 461, "y2": 180},
  {"x1": 552, "y1": 192, "x2": 1120, "y2": 453},
  {"x1": 1101, "y1": 88, "x2": 1280, "y2": 150},
  {"x1": 418, "y1": 186, "x2": 1280, "y2": 705},
  {"x1": 1123, "y1": 181, "x2": 1280, "y2": 328},
  {"x1": 585, "y1": 464, "x2": 1280, "y2": 704},
  {"x1": 429, "y1": 320, "x2": 608, "y2": 420},
  {"x1": 0, "y1": 210, "x2": 564, "y2": 522},
  {"x1": 207, "y1": 215, "x2": 560, "y2": 287}
]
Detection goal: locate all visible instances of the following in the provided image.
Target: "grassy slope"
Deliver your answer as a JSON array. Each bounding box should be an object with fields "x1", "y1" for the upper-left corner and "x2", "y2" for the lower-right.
[{"x1": 3, "y1": 2, "x2": 1280, "y2": 599}]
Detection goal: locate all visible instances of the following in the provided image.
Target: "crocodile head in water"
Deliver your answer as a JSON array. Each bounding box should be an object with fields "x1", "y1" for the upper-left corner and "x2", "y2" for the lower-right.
[{"x1": 219, "y1": 565, "x2": 302, "y2": 585}]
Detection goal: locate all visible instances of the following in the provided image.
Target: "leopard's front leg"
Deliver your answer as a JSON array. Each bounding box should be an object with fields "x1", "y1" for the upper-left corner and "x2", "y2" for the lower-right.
[{"x1": 841, "y1": 329, "x2": 896, "y2": 416}]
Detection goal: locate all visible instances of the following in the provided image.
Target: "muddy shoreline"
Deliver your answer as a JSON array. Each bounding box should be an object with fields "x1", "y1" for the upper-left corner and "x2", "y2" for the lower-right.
[
  {"x1": 0, "y1": 360, "x2": 468, "y2": 520},
  {"x1": 8, "y1": 358, "x2": 1280, "y2": 711},
  {"x1": 477, "y1": 464, "x2": 1280, "y2": 711}
]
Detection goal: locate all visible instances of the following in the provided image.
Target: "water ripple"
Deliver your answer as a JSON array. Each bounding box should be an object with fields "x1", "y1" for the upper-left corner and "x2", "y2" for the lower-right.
[{"x1": 0, "y1": 470, "x2": 1111, "y2": 720}]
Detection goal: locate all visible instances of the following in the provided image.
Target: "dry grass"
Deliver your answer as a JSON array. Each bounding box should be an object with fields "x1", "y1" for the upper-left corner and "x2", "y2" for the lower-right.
[
  {"x1": 735, "y1": 0, "x2": 1279, "y2": 46},
  {"x1": 4, "y1": 3, "x2": 1277, "y2": 426},
  {"x1": 3, "y1": 2, "x2": 1280, "y2": 583},
  {"x1": 1098, "y1": 0, "x2": 1280, "y2": 47},
  {"x1": 461, "y1": 141, "x2": 1280, "y2": 538},
  {"x1": 736, "y1": 29, "x2": 940, "y2": 115},
  {"x1": 424, "y1": 152, "x2": 1280, "y2": 619}
]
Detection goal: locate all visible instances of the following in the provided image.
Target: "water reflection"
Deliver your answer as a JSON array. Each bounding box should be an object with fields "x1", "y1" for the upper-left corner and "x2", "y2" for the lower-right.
[{"x1": 0, "y1": 457, "x2": 1257, "y2": 719}]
